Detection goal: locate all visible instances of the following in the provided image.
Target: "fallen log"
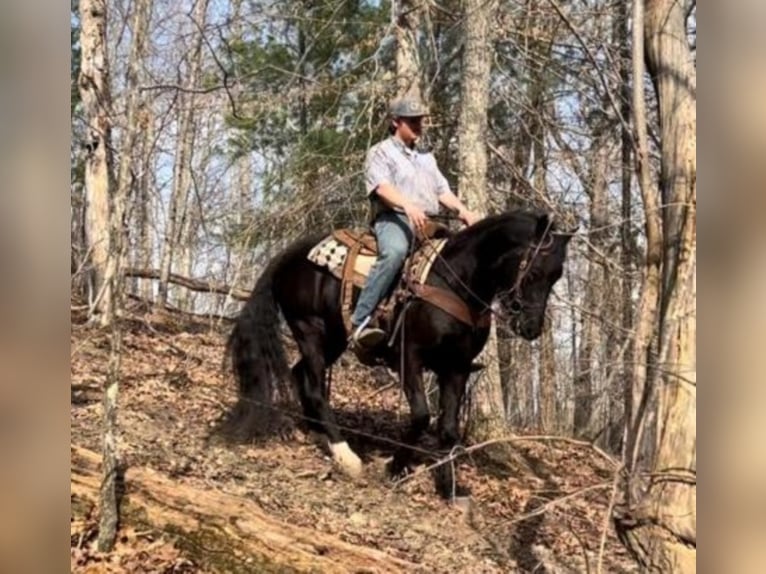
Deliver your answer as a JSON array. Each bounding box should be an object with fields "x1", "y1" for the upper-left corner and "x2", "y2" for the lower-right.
[
  {"x1": 71, "y1": 446, "x2": 417, "y2": 573},
  {"x1": 125, "y1": 268, "x2": 252, "y2": 301}
]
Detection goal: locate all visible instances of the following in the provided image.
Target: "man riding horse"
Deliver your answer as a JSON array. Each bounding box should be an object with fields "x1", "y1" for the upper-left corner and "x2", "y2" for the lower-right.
[{"x1": 350, "y1": 96, "x2": 479, "y2": 348}]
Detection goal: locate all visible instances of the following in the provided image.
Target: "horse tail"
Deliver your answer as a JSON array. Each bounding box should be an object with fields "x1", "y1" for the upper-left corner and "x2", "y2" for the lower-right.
[{"x1": 219, "y1": 247, "x2": 295, "y2": 441}]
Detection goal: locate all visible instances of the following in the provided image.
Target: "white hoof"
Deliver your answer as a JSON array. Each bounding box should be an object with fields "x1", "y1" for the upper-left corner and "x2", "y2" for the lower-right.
[{"x1": 329, "y1": 441, "x2": 363, "y2": 477}]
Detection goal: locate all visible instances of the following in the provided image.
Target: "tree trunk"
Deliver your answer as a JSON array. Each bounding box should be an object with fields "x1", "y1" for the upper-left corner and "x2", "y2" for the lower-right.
[
  {"x1": 78, "y1": 0, "x2": 115, "y2": 321},
  {"x1": 395, "y1": 0, "x2": 422, "y2": 98},
  {"x1": 157, "y1": 0, "x2": 208, "y2": 308},
  {"x1": 136, "y1": 103, "x2": 155, "y2": 302},
  {"x1": 503, "y1": 337, "x2": 534, "y2": 429},
  {"x1": 605, "y1": 0, "x2": 635, "y2": 457},
  {"x1": 178, "y1": 199, "x2": 200, "y2": 311},
  {"x1": 117, "y1": 0, "x2": 152, "y2": 301},
  {"x1": 531, "y1": 95, "x2": 554, "y2": 433},
  {"x1": 623, "y1": 0, "x2": 663, "y2": 475},
  {"x1": 456, "y1": 0, "x2": 502, "y2": 440},
  {"x1": 618, "y1": 0, "x2": 634, "y2": 374},
  {"x1": 616, "y1": 0, "x2": 696, "y2": 570},
  {"x1": 538, "y1": 316, "x2": 558, "y2": 433},
  {"x1": 72, "y1": 447, "x2": 417, "y2": 572},
  {"x1": 98, "y1": 258, "x2": 122, "y2": 552},
  {"x1": 574, "y1": 134, "x2": 609, "y2": 440}
]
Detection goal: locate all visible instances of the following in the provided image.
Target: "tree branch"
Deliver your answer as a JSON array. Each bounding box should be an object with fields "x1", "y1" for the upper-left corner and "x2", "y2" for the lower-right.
[{"x1": 125, "y1": 268, "x2": 251, "y2": 301}]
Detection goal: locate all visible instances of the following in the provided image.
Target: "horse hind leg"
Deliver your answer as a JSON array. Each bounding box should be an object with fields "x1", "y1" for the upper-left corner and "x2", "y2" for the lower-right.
[{"x1": 291, "y1": 321, "x2": 363, "y2": 478}]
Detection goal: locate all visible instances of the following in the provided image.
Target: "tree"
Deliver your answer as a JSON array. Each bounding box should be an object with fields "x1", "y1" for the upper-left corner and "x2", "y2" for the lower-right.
[
  {"x1": 78, "y1": 0, "x2": 115, "y2": 320},
  {"x1": 456, "y1": 0, "x2": 502, "y2": 440},
  {"x1": 157, "y1": 0, "x2": 209, "y2": 308},
  {"x1": 117, "y1": 0, "x2": 153, "y2": 300},
  {"x1": 395, "y1": 0, "x2": 423, "y2": 98},
  {"x1": 78, "y1": 0, "x2": 122, "y2": 551},
  {"x1": 71, "y1": 0, "x2": 88, "y2": 293},
  {"x1": 616, "y1": 0, "x2": 696, "y2": 570},
  {"x1": 573, "y1": 124, "x2": 610, "y2": 441}
]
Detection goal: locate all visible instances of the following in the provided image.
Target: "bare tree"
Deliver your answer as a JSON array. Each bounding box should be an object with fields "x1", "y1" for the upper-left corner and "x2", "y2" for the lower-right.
[
  {"x1": 502, "y1": 336, "x2": 535, "y2": 429},
  {"x1": 538, "y1": 316, "x2": 558, "y2": 433},
  {"x1": 157, "y1": 0, "x2": 209, "y2": 308},
  {"x1": 117, "y1": 0, "x2": 153, "y2": 301},
  {"x1": 573, "y1": 128, "x2": 610, "y2": 440},
  {"x1": 134, "y1": 102, "x2": 155, "y2": 301},
  {"x1": 456, "y1": 0, "x2": 502, "y2": 440},
  {"x1": 395, "y1": 0, "x2": 423, "y2": 98},
  {"x1": 78, "y1": 0, "x2": 124, "y2": 551},
  {"x1": 617, "y1": 0, "x2": 696, "y2": 570},
  {"x1": 79, "y1": 0, "x2": 115, "y2": 321},
  {"x1": 623, "y1": 0, "x2": 663, "y2": 474},
  {"x1": 614, "y1": 0, "x2": 635, "y2": 455}
]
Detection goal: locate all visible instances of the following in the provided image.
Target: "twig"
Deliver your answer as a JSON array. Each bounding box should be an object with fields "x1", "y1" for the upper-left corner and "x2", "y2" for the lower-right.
[
  {"x1": 506, "y1": 482, "x2": 612, "y2": 526},
  {"x1": 596, "y1": 465, "x2": 622, "y2": 574},
  {"x1": 567, "y1": 517, "x2": 592, "y2": 574},
  {"x1": 545, "y1": 0, "x2": 633, "y2": 142},
  {"x1": 394, "y1": 433, "x2": 619, "y2": 488},
  {"x1": 363, "y1": 381, "x2": 398, "y2": 401}
]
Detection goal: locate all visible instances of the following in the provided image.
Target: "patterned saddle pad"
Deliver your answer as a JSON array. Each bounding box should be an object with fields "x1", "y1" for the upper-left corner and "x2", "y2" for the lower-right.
[{"x1": 307, "y1": 230, "x2": 447, "y2": 288}]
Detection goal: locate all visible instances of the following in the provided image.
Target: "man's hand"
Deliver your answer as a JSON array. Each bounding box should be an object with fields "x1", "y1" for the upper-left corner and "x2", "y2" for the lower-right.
[
  {"x1": 403, "y1": 202, "x2": 428, "y2": 236},
  {"x1": 459, "y1": 208, "x2": 480, "y2": 226}
]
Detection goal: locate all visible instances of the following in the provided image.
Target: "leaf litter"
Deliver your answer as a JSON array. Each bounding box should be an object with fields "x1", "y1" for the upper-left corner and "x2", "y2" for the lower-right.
[{"x1": 71, "y1": 302, "x2": 638, "y2": 573}]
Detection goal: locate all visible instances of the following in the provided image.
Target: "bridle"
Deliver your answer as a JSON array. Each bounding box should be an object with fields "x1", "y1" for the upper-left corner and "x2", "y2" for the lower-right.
[
  {"x1": 417, "y1": 218, "x2": 558, "y2": 322},
  {"x1": 505, "y1": 224, "x2": 556, "y2": 315}
]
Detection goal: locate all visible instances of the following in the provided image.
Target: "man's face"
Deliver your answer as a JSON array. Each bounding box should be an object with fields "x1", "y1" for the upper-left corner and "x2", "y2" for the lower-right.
[{"x1": 394, "y1": 115, "x2": 425, "y2": 143}]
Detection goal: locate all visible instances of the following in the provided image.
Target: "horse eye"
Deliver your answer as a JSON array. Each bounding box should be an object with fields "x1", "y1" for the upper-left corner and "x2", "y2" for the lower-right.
[{"x1": 509, "y1": 300, "x2": 523, "y2": 313}]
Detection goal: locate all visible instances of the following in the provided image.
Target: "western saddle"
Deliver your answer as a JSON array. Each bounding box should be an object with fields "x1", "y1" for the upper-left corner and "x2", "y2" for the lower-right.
[{"x1": 307, "y1": 220, "x2": 492, "y2": 349}]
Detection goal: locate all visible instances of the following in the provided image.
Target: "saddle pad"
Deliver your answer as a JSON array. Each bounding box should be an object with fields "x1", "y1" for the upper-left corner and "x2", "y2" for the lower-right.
[
  {"x1": 307, "y1": 236, "x2": 377, "y2": 286},
  {"x1": 307, "y1": 236, "x2": 347, "y2": 277},
  {"x1": 307, "y1": 235, "x2": 448, "y2": 287}
]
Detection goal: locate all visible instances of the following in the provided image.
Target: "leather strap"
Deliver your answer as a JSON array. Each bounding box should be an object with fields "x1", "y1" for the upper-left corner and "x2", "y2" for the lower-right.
[
  {"x1": 332, "y1": 229, "x2": 377, "y2": 254},
  {"x1": 341, "y1": 240, "x2": 363, "y2": 333},
  {"x1": 409, "y1": 283, "x2": 492, "y2": 329}
]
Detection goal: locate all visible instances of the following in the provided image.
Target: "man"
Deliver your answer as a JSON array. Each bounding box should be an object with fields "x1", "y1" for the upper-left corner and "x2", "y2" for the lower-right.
[{"x1": 350, "y1": 96, "x2": 480, "y2": 348}]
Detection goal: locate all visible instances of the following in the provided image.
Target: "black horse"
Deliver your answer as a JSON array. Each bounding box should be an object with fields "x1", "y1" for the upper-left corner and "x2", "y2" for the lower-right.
[{"x1": 222, "y1": 209, "x2": 574, "y2": 499}]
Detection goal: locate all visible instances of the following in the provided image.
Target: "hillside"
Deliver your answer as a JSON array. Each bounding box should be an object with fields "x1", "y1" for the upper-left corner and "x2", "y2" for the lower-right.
[{"x1": 70, "y1": 302, "x2": 637, "y2": 573}]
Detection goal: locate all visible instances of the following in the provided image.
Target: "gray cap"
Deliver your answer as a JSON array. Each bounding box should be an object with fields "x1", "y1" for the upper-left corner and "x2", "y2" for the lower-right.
[{"x1": 389, "y1": 96, "x2": 429, "y2": 118}]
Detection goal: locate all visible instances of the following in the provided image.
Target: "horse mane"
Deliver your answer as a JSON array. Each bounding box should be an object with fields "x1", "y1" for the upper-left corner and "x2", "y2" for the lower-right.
[{"x1": 441, "y1": 208, "x2": 545, "y2": 256}]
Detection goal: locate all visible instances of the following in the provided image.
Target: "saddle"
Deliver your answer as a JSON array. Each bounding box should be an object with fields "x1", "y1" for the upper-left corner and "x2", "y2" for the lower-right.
[{"x1": 307, "y1": 219, "x2": 491, "y2": 343}]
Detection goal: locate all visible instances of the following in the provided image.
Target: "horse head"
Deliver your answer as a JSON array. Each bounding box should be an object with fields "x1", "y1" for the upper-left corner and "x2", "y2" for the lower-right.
[{"x1": 497, "y1": 212, "x2": 576, "y2": 340}]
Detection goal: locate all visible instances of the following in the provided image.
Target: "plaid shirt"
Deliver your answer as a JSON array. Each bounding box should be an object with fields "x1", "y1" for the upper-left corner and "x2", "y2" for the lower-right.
[{"x1": 364, "y1": 136, "x2": 450, "y2": 216}]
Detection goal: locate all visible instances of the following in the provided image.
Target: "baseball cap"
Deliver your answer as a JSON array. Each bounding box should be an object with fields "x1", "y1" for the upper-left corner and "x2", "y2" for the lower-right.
[{"x1": 389, "y1": 96, "x2": 429, "y2": 118}]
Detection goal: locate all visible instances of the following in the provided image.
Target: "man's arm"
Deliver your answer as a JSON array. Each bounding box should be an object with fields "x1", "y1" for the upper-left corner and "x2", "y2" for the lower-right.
[
  {"x1": 373, "y1": 182, "x2": 411, "y2": 211},
  {"x1": 438, "y1": 190, "x2": 480, "y2": 226},
  {"x1": 427, "y1": 155, "x2": 480, "y2": 226},
  {"x1": 375, "y1": 182, "x2": 429, "y2": 234}
]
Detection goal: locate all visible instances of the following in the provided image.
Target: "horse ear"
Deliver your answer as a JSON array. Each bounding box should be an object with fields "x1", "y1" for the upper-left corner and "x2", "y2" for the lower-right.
[
  {"x1": 535, "y1": 212, "x2": 553, "y2": 240},
  {"x1": 555, "y1": 225, "x2": 579, "y2": 245}
]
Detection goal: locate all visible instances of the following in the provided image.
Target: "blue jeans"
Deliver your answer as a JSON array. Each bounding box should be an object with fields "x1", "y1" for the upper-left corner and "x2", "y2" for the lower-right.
[{"x1": 350, "y1": 211, "x2": 413, "y2": 326}]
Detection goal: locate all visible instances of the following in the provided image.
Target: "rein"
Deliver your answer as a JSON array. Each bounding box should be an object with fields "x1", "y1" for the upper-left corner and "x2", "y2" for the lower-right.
[{"x1": 417, "y1": 216, "x2": 556, "y2": 322}]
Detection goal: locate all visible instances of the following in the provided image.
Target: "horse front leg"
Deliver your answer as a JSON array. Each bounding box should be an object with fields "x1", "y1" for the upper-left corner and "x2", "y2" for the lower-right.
[
  {"x1": 388, "y1": 349, "x2": 429, "y2": 479},
  {"x1": 434, "y1": 368, "x2": 471, "y2": 500}
]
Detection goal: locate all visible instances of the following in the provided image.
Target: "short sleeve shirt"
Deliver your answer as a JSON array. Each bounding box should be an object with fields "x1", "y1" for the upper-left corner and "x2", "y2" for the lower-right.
[{"x1": 364, "y1": 137, "x2": 450, "y2": 215}]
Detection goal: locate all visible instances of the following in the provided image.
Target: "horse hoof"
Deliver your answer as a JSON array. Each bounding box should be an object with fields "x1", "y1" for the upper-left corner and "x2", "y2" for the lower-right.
[{"x1": 329, "y1": 441, "x2": 363, "y2": 478}]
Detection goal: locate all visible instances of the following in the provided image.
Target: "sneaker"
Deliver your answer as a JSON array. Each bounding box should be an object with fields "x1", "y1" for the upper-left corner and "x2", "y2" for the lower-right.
[{"x1": 351, "y1": 325, "x2": 387, "y2": 348}]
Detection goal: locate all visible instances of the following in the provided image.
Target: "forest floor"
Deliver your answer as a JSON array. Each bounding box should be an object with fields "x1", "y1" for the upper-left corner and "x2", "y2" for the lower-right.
[{"x1": 70, "y1": 300, "x2": 638, "y2": 573}]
